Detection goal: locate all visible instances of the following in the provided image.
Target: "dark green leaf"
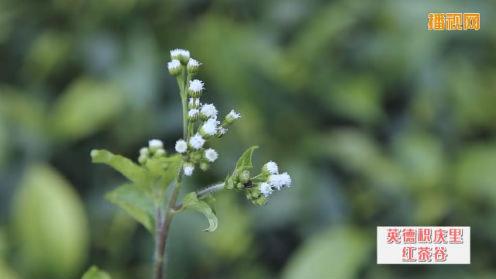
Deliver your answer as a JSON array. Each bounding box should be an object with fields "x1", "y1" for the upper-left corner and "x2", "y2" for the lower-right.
[
  {"x1": 91, "y1": 149, "x2": 146, "y2": 184},
  {"x1": 182, "y1": 192, "x2": 218, "y2": 232},
  {"x1": 82, "y1": 266, "x2": 111, "y2": 279},
  {"x1": 106, "y1": 184, "x2": 155, "y2": 232}
]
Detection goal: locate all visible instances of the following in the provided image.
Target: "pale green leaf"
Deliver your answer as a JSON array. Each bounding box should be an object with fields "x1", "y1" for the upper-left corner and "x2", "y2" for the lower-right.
[
  {"x1": 106, "y1": 184, "x2": 155, "y2": 232},
  {"x1": 91, "y1": 149, "x2": 146, "y2": 184},
  {"x1": 182, "y1": 192, "x2": 218, "y2": 232},
  {"x1": 13, "y1": 164, "x2": 88, "y2": 278},
  {"x1": 283, "y1": 227, "x2": 371, "y2": 279},
  {"x1": 235, "y1": 145, "x2": 258, "y2": 170},
  {"x1": 51, "y1": 78, "x2": 125, "y2": 140},
  {"x1": 145, "y1": 155, "x2": 182, "y2": 190},
  {"x1": 82, "y1": 266, "x2": 111, "y2": 279}
]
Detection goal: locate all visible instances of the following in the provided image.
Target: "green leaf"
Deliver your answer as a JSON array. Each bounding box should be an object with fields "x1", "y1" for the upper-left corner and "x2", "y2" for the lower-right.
[
  {"x1": 106, "y1": 184, "x2": 155, "y2": 232},
  {"x1": 145, "y1": 155, "x2": 182, "y2": 190},
  {"x1": 283, "y1": 227, "x2": 371, "y2": 279},
  {"x1": 51, "y1": 78, "x2": 125, "y2": 140},
  {"x1": 234, "y1": 146, "x2": 258, "y2": 170},
  {"x1": 82, "y1": 266, "x2": 111, "y2": 279},
  {"x1": 13, "y1": 164, "x2": 88, "y2": 278},
  {"x1": 182, "y1": 192, "x2": 218, "y2": 232},
  {"x1": 91, "y1": 149, "x2": 146, "y2": 184}
]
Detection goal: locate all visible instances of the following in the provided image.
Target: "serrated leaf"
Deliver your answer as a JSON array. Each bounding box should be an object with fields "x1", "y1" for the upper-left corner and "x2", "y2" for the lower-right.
[
  {"x1": 82, "y1": 266, "x2": 111, "y2": 279},
  {"x1": 182, "y1": 192, "x2": 218, "y2": 232},
  {"x1": 106, "y1": 184, "x2": 155, "y2": 232},
  {"x1": 234, "y1": 146, "x2": 258, "y2": 170},
  {"x1": 91, "y1": 149, "x2": 146, "y2": 184},
  {"x1": 145, "y1": 155, "x2": 182, "y2": 190}
]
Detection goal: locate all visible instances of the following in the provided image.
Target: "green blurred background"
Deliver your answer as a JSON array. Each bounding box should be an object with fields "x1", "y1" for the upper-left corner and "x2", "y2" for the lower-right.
[{"x1": 1, "y1": 0, "x2": 495, "y2": 278}]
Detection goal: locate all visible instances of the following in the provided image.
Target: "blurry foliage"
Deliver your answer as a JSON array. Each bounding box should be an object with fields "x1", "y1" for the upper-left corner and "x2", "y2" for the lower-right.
[{"x1": 0, "y1": 0, "x2": 495, "y2": 278}]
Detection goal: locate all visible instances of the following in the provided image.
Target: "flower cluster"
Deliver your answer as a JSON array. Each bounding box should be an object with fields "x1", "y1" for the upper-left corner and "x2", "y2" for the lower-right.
[
  {"x1": 225, "y1": 160, "x2": 292, "y2": 205},
  {"x1": 167, "y1": 48, "x2": 241, "y2": 176},
  {"x1": 138, "y1": 139, "x2": 167, "y2": 164}
]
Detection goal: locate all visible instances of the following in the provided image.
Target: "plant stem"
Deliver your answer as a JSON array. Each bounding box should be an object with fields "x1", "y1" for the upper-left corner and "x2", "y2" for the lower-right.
[
  {"x1": 153, "y1": 69, "x2": 189, "y2": 279},
  {"x1": 197, "y1": 183, "x2": 225, "y2": 197}
]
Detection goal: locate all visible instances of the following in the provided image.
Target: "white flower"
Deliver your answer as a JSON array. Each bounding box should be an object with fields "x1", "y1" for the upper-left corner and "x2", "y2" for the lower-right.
[
  {"x1": 225, "y1": 110, "x2": 241, "y2": 123},
  {"x1": 200, "y1": 103, "x2": 218, "y2": 119},
  {"x1": 187, "y1": 58, "x2": 201, "y2": 73},
  {"x1": 170, "y1": 48, "x2": 190, "y2": 63},
  {"x1": 139, "y1": 147, "x2": 149, "y2": 157},
  {"x1": 167, "y1": 59, "x2": 181, "y2": 75},
  {"x1": 204, "y1": 148, "x2": 218, "y2": 162},
  {"x1": 189, "y1": 133, "x2": 205, "y2": 149},
  {"x1": 201, "y1": 118, "x2": 219, "y2": 136},
  {"x1": 260, "y1": 182, "x2": 273, "y2": 197},
  {"x1": 268, "y1": 172, "x2": 292, "y2": 190},
  {"x1": 217, "y1": 127, "x2": 228, "y2": 135},
  {"x1": 264, "y1": 161, "x2": 279, "y2": 174},
  {"x1": 175, "y1": 139, "x2": 188, "y2": 153},
  {"x1": 188, "y1": 109, "x2": 199, "y2": 119},
  {"x1": 188, "y1": 98, "x2": 200, "y2": 109},
  {"x1": 183, "y1": 163, "x2": 195, "y2": 176},
  {"x1": 188, "y1": 79, "x2": 204, "y2": 93},
  {"x1": 149, "y1": 139, "x2": 163, "y2": 149}
]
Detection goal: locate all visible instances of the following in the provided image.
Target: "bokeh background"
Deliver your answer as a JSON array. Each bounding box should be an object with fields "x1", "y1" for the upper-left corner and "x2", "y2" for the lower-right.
[{"x1": 1, "y1": 0, "x2": 495, "y2": 278}]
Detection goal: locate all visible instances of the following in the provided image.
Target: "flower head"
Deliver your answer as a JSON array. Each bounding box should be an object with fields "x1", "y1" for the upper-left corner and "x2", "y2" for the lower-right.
[
  {"x1": 188, "y1": 109, "x2": 199, "y2": 120},
  {"x1": 170, "y1": 48, "x2": 190, "y2": 64},
  {"x1": 187, "y1": 58, "x2": 201, "y2": 74},
  {"x1": 175, "y1": 139, "x2": 188, "y2": 153},
  {"x1": 189, "y1": 133, "x2": 205, "y2": 150},
  {"x1": 183, "y1": 162, "x2": 195, "y2": 176},
  {"x1": 167, "y1": 59, "x2": 181, "y2": 76},
  {"x1": 200, "y1": 103, "x2": 218, "y2": 119},
  {"x1": 225, "y1": 110, "x2": 241, "y2": 124},
  {"x1": 188, "y1": 79, "x2": 204, "y2": 97},
  {"x1": 149, "y1": 139, "x2": 163, "y2": 149},
  {"x1": 188, "y1": 98, "x2": 200, "y2": 109},
  {"x1": 217, "y1": 127, "x2": 228, "y2": 136},
  {"x1": 260, "y1": 182, "x2": 273, "y2": 197},
  {"x1": 204, "y1": 148, "x2": 218, "y2": 162},
  {"x1": 200, "y1": 118, "x2": 219, "y2": 136},
  {"x1": 268, "y1": 172, "x2": 292, "y2": 190},
  {"x1": 264, "y1": 161, "x2": 279, "y2": 174}
]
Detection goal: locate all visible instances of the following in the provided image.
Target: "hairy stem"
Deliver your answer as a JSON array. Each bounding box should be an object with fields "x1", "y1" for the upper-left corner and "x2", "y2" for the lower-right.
[{"x1": 197, "y1": 183, "x2": 225, "y2": 197}]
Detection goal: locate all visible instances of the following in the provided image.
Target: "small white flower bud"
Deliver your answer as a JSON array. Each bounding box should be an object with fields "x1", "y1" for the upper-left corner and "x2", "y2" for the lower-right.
[
  {"x1": 170, "y1": 48, "x2": 190, "y2": 64},
  {"x1": 175, "y1": 139, "x2": 188, "y2": 153},
  {"x1": 188, "y1": 109, "x2": 199, "y2": 120},
  {"x1": 224, "y1": 109, "x2": 241, "y2": 125},
  {"x1": 188, "y1": 79, "x2": 204, "y2": 97},
  {"x1": 189, "y1": 133, "x2": 205, "y2": 150},
  {"x1": 139, "y1": 147, "x2": 149, "y2": 157},
  {"x1": 149, "y1": 139, "x2": 163, "y2": 150},
  {"x1": 167, "y1": 59, "x2": 182, "y2": 76},
  {"x1": 260, "y1": 182, "x2": 273, "y2": 197},
  {"x1": 200, "y1": 118, "x2": 219, "y2": 137},
  {"x1": 204, "y1": 148, "x2": 218, "y2": 162},
  {"x1": 263, "y1": 161, "x2": 278, "y2": 174},
  {"x1": 183, "y1": 163, "x2": 195, "y2": 176},
  {"x1": 200, "y1": 103, "x2": 217, "y2": 119},
  {"x1": 268, "y1": 172, "x2": 292, "y2": 190},
  {"x1": 216, "y1": 127, "x2": 228, "y2": 137},
  {"x1": 188, "y1": 98, "x2": 200, "y2": 109},
  {"x1": 187, "y1": 58, "x2": 201, "y2": 74}
]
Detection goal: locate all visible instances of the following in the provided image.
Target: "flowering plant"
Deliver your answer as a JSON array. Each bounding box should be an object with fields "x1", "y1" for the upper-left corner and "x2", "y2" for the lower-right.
[{"x1": 83, "y1": 49, "x2": 292, "y2": 279}]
